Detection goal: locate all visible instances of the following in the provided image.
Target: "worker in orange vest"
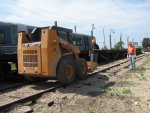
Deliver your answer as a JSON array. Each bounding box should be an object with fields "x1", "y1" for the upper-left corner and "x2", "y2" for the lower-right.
[{"x1": 127, "y1": 41, "x2": 136, "y2": 70}]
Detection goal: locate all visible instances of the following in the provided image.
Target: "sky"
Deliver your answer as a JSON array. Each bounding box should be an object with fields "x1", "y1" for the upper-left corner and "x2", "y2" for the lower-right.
[{"x1": 0, "y1": 0, "x2": 150, "y2": 48}]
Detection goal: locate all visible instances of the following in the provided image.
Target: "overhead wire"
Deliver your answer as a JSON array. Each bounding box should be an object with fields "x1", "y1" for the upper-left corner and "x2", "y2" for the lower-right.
[{"x1": 111, "y1": 0, "x2": 145, "y2": 27}]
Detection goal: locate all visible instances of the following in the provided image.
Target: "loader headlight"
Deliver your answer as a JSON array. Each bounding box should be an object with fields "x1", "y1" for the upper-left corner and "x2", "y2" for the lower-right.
[{"x1": 23, "y1": 67, "x2": 26, "y2": 70}]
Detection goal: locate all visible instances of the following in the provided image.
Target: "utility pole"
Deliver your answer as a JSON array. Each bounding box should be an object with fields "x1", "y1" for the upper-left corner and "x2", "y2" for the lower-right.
[
  {"x1": 127, "y1": 36, "x2": 129, "y2": 47},
  {"x1": 74, "y1": 25, "x2": 76, "y2": 33},
  {"x1": 132, "y1": 38, "x2": 134, "y2": 46},
  {"x1": 54, "y1": 21, "x2": 57, "y2": 26},
  {"x1": 120, "y1": 33, "x2": 122, "y2": 49},
  {"x1": 103, "y1": 28, "x2": 106, "y2": 48},
  {"x1": 91, "y1": 24, "x2": 95, "y2": 37},
  {"x1": 109, "y1": 29, "x2": 115, "y2": 49}
]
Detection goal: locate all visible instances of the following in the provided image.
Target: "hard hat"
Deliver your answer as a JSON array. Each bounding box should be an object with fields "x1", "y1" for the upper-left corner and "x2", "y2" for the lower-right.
[
  {"x1": 128, "y1": 41, "x2": 132, "y2": 45},
  {"x1": 91, "y1": 38, "x2": 96, "y2": 44}
]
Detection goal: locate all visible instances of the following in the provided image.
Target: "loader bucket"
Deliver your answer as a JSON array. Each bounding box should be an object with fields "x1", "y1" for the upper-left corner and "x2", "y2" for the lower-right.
[{"x1": 87, "y1": 61, "x2": 98, "y2": 72}]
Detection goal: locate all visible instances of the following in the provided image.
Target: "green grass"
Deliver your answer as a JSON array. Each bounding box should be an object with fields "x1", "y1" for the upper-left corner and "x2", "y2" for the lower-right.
[
  {"x1": 105, "y1": 87, "x2": 132, "y2": 95},
  {"x1": 121, "y1": 88, "x2": 132, "y2": 95},
  {"x1": 138, "y1": 76, "x2": 147, "y2": 81},
  {"x1": 122, "y1": 74, "x2": 133, "y2": 83},
  {"x1": 122, "y1": 79, "x2": 134, "y2": 85},
  {"x1": 89, "y1": 110, "x2": 95, "y2": 113},
  {"x1": 123, "y1": 65, "x2": 147, "y2": 81},
  {"x1": 11, "y1": 63, "x2": 17, "y2": 71},
  {"x1": 142, "y1": 57, "x2": 150, "y2": 65},
  {"x1": 139, "y1": 66, "x2": 145, "y2": 72}
]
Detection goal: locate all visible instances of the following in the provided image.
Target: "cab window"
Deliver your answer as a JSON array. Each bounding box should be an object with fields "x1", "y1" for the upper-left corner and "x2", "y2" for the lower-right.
[
  {"x1": 0, "y1": 30, "x2": 5, "y2": 44},
  {"x1": 10, "y1": 26, "x2": 17, "y2": 44}
]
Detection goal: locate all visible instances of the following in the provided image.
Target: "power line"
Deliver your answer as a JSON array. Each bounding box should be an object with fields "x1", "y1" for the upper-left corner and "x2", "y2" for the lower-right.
[
  {"x1": 111, "y1": 0, "x2": 146, "y2": 29},
  {"x1": 111, "y1": 0, "x2": 131, "y2": 16}
]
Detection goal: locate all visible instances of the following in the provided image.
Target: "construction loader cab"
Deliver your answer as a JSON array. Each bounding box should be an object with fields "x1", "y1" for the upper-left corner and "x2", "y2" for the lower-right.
[{"x1": 18, "y1": 26, "x2": 97, "y2": 84}]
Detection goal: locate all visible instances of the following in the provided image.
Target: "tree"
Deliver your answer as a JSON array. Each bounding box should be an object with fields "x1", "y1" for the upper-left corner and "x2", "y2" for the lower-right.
[
  {"x1": 142, "y1": 38, "x2": 150, "y2": 49},
  {"x1": 114, "y1": 41, "x2": 124, "y2": 50}
]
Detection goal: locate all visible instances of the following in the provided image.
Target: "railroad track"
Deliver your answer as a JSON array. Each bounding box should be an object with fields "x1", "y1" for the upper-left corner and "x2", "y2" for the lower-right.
[{"x1": 0, "y1": 53, "x2": 147, "y2": 112}]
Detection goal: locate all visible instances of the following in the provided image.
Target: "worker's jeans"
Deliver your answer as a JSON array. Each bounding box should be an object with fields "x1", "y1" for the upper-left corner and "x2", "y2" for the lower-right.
[
  {"x1": 91, "y1": 53, "x2": 98, "y2": 62},
  {"x1": 129, "y1": 55, "x2": 136, "y2": 70}
]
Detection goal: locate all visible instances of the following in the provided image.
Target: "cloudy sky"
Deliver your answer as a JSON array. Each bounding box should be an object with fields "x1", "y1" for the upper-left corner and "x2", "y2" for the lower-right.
[{"x1": 0, "y1": 0, "x2": 150, "y2": 48}]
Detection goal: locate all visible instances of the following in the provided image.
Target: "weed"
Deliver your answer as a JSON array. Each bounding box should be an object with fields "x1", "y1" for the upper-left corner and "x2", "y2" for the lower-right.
[
  {"x1": 140, "y1": 71, "x2": 144, "y2": 76},
  {"x1": 123, "y1": 74, "x2": 131, "y2": 81},
  {"x1": 143, "y1": 57, "x2": 150, "y2": 65},
  {"x1": 89, "y1": 110, "x2": 95, "y2": 113},
  {"x1": 121, "y1": 88, "x2": 132, "y2": 95},
  {"x1": 138, "y1": 76, "x2": 147, "y2": 81},
  {"x1": 139, "y1": 66, "x2": 145, "y2": 71},
  {"x1": 122, "y1": 79, "x2": 134, "y2": 84},
  {"x1": 105, "y1": 87, "x2": 132, "y2": 95}
]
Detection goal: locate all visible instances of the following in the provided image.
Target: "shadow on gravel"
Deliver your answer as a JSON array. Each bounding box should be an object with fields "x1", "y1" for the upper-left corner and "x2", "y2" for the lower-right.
[
  {"x1": 58, "y1": 74, "x2": 115, "y2": 97},
  {"x1": 0, "y1": 73, "x2": 25, "y2": 83},
  {"x1": 29, "y1": 74, "x2": 115, "y2": 97}
]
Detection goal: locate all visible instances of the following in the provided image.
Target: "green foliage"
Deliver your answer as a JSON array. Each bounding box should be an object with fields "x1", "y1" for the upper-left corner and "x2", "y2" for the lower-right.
[
  {"x1": 105, "y1": 87, "x2": 132, "y2": 95},
  {"x1": 89, "y1": 110, "x2": 95, "y2": 113},
  {"x1": 105, "y1": 87, "x2": 120, "y2": 95},
  {"x1": 138, "y1": 76, "x2": 146, "y2": 81},
  {"x1": 114, "y1": 41, "x2": 124, "y2": 50},
  {"x1": 121, "y1": 88, "x2": 132, "y2": 94},
  {"x1": 142, "y1": 38, "x2": 150, "y2": 49}
]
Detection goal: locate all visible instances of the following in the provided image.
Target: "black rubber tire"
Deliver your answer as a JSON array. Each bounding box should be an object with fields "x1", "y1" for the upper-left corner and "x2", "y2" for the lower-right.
[
  {"x1": 56, "y1": 59, "x2": 75, "y2": 84},
  {"x1": 75, "y1": 58, "x2": 87, "y2": 78},
  {"x1": 0, "y1": 63, "x2": 5, "y2": 81},
  {"x1": 0, "y1": 62, "x2": 11, "y2": 81},
  {"x1": 3, "y1": 62, "x2": 11, "y2": 73}
]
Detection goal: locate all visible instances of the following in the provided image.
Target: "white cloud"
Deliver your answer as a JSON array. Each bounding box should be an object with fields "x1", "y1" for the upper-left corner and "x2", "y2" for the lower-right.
[{"x1": 0, "y1": 0, "x2": 150, "y2": 47}]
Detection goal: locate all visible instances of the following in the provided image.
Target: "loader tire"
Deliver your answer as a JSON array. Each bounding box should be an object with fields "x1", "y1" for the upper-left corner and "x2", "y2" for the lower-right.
[
  {"x1": 75, "y1": 58, "x2": 87, "y2": 78},
  {"x1": 57, "y1": 59, "x2": 75, "y2": 84},
  {"x1": 0, "y1": 62, "x2": 11, "y2": 81}
]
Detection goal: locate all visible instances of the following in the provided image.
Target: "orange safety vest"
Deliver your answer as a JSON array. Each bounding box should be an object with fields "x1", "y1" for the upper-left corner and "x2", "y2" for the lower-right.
[{"x1": 128, "y1": 46, "x2": 136, "y2": 55}]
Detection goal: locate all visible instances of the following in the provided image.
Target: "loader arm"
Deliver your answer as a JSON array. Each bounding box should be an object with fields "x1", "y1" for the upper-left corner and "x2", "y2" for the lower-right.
[{"x1": 58, "y1": 36, "x2": 80, "y2": 58}]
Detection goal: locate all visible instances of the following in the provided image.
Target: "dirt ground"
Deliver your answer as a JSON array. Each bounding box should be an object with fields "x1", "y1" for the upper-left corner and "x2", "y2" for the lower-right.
[{"x1": 10, "y1": 55, "x2": 150, "y2": 113}]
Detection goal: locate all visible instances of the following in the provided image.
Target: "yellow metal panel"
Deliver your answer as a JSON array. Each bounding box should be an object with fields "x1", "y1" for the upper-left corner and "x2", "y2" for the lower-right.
[
  {"x1": 41, "y1": 29, "x2": 61, "y2": 77},
  {"x1": 18, "y1": 32, "x2": 27, "y2": 75},
  {"x1": 87, "y1": 61, "x2": 98, "y2": 72}
]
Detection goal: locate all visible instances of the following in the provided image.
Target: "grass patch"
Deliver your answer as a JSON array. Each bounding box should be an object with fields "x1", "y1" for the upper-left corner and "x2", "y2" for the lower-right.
[
  {"x1": 105, "y1": 87, "x2": 118, "y2": 95},
  {"x1": 122, "y1": 73, "x2": 132, "y2": 81},
  {"x1": 105, "y1": 87, "x2": 132, "y2": 95},
  {"x1": 138, "y1": 76, "x2": 147, "y2": 81},
  {"x1": 122, "y1": 74, "x2": 134, "y2": 84},
  {"x1": 121, "y1": 88, "x2": 132, "y2": 95},
  {"x1": 139, "y1": 66, "x2": 145, "y2": 72},
  {"x1": 89, "y1": 110, "x2": 95, "y2": 113},
  {"x1": 126, "y1": 65, "x2": 147, "y2": 81},
  {"x1": 134, "y1": 68, "x2": 147, "y2": 81},
  {"x1": 122, "y1": 79, "x2": 134, "y2": 84},
  {"x1": 142, "y1": 57, "x2": 150, "y2": 65},
  {"x1": 135, "y1": 66, "x2": 145, "y2": 74}
]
